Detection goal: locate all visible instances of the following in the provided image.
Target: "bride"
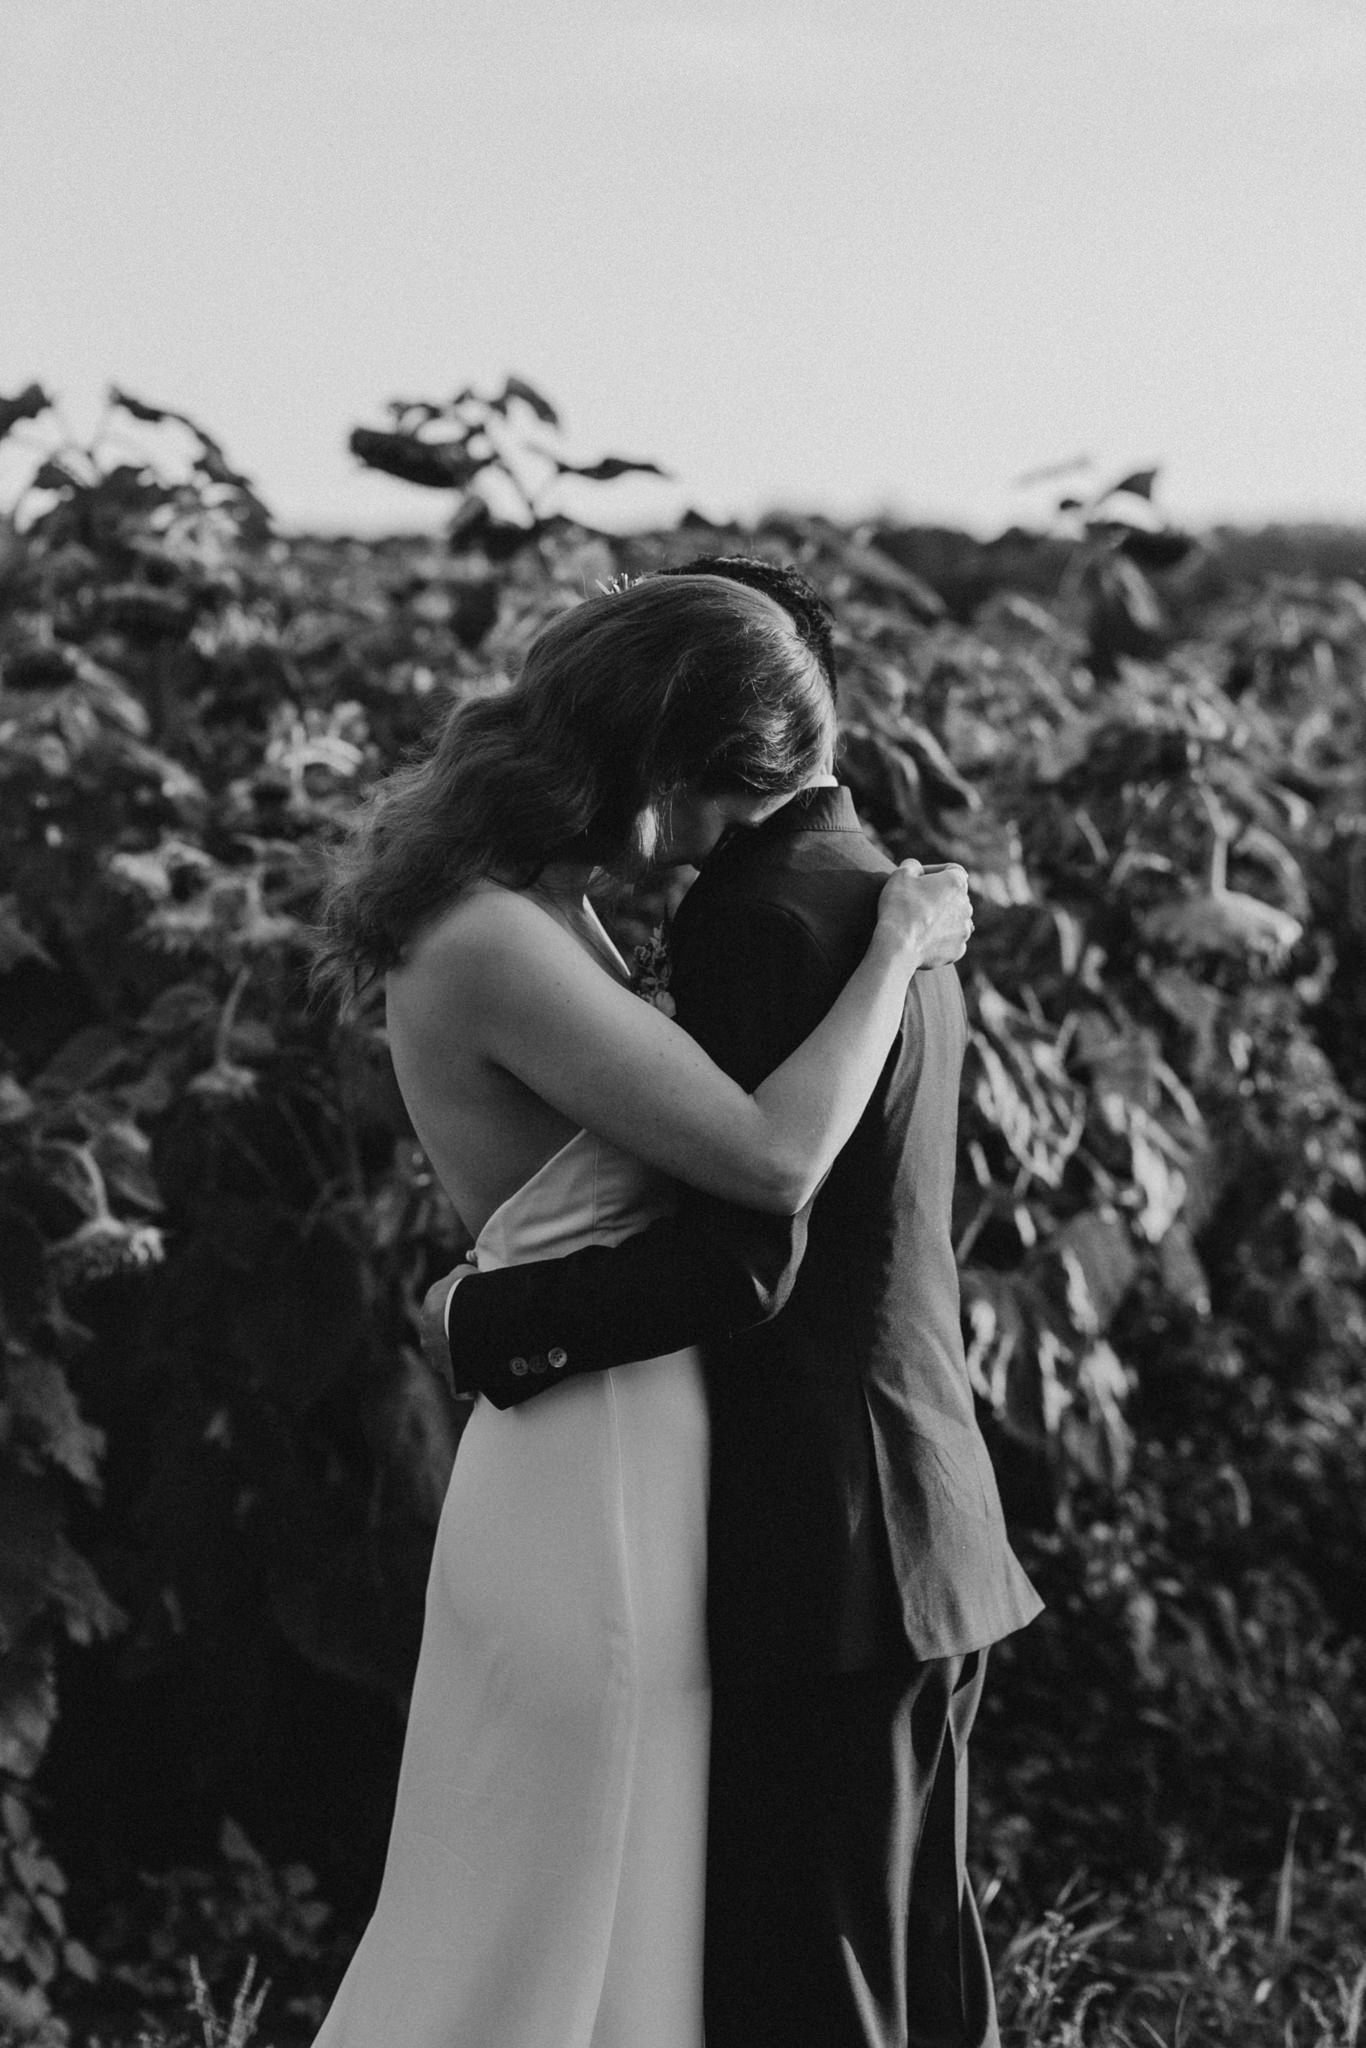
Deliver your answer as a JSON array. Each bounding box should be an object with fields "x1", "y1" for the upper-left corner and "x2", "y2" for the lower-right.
[{"x1": 309, "y1": 571, "x2": 972, "y2": 2048}]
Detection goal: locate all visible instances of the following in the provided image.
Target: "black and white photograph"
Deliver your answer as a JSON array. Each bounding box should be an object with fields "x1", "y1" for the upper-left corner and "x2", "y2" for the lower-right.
[{"x1": 3, "y1": 3, "x2": 1365, "y2": 2043}]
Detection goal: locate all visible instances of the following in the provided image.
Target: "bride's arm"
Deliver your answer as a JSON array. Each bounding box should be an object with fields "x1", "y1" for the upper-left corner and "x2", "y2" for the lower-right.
[{"x1": 411, "y1": 864, "x2": 970, "y2": 1214}]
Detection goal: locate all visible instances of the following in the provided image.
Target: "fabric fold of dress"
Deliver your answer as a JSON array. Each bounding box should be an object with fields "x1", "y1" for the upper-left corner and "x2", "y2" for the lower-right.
[{"x1": 313, "y1": 1130, "x2": 710, "y2": 2048}]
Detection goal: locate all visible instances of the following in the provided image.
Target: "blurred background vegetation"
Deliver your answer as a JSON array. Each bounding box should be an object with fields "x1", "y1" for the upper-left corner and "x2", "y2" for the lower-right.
[{"x1": 1, "y1": 380, "x2": 1363, "y2": 2047}]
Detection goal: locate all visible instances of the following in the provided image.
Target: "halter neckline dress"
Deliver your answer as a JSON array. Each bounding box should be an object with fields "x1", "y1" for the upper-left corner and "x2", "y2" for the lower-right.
[{"x1": 314, "y1": 919, "x2": 711, "y2": 2048}]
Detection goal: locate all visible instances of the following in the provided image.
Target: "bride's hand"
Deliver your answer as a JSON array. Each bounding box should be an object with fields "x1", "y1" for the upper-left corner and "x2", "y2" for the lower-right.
[
  {"x1": 875, "y1": 859, "x2": 974, "y2": 971},
  {"x1": 420, "y1": 1263, "x2": 476, "y2": 1396}
]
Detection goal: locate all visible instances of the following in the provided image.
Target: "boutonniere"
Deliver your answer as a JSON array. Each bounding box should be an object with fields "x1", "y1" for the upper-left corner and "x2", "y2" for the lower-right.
[{"x1": 631, "y1": 924, "x2": 675, "y2": 1016}]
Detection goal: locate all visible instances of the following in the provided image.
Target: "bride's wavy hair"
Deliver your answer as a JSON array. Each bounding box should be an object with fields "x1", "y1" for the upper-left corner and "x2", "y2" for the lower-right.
[{"x1": 312, "y1": 572, "x2": 835, "y2": 1008}]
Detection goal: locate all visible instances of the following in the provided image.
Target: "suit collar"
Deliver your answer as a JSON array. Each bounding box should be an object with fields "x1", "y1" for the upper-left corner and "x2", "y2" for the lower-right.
[{"x1": 703, "y1": 784, "x2": 862, "y2": 872}]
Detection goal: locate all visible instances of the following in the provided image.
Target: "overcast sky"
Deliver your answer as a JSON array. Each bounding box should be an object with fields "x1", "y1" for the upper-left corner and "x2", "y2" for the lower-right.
[{"x1": 4, "y1": 0, "x2": 1365, "y2": 534}]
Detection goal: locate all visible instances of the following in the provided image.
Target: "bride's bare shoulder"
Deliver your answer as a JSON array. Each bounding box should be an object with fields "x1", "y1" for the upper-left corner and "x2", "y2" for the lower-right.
[{"x1": 390, "y1": 883, "x2": 555, "y2": 1002}]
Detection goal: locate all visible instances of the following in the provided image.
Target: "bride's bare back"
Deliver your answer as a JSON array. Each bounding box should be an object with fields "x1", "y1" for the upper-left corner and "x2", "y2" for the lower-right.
[{"x1": 386, "y1": 882, "x2": 629, "y2": 1240}]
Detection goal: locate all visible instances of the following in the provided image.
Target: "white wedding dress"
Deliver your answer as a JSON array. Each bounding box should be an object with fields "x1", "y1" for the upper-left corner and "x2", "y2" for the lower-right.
[{"x1": 313, "y1": 1126, "x2": 711, "y2": 2048}]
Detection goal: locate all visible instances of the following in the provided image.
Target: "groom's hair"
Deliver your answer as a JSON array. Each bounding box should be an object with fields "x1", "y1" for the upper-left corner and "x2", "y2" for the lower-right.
[
  {"x1": 313, "y1": 572, "x2": 836, "y2": 1006},
  {"x1": 658, "y1": 556, "x2": 839, "y2": 697}
]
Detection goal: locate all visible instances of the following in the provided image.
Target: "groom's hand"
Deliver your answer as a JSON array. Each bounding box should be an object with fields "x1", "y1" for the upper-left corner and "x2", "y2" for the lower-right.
[{"x1": 420, "y1": 1265, "x2": 475, "y2": 1397}]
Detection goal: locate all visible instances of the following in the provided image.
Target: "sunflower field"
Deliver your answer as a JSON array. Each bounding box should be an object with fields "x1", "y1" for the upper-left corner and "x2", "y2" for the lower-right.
[{"x1": 1, "y1": 381, "x2": 1363, "y2": 2046}]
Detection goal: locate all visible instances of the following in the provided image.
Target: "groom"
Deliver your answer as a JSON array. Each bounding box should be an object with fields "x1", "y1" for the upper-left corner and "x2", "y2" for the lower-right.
[{"x1": 422, "y1": 559, "x2": 1041, "y2": 2048}]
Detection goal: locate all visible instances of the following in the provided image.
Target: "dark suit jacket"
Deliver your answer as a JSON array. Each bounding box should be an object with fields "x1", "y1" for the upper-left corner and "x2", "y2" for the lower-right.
[{"x1": 445, "y1": 786, "x2": 1042, "y2": 1682}]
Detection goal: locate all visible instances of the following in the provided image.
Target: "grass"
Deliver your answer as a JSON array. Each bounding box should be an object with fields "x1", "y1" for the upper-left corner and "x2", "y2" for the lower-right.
[
  {"x1": 991, "y1": 1836, "x2": 1366, "y2": 2047},
  {"x1": 88, "y1": 1961, "x2": 269, "y2": 2048},
  {"x1": 73, "y1": 1835, "x2": 1366, "y2": 2048}
]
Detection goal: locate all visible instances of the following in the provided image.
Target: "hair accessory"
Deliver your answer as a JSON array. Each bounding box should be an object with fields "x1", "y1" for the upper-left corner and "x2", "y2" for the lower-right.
[{"x1": 630, "y1": 925, "x2": 675, "y2": 1015}]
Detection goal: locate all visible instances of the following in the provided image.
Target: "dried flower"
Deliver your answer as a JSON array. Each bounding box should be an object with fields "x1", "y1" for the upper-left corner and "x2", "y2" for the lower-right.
[
  {"x1": 631, "y1": 925, "x2": 675, "y2": 1016},
  {"x1": 187, "y1": 1058, "x2": 259, "y2": 1103},
  {"x1": 49, "y1": 1216, "x2": 166, "y2": 1288}
]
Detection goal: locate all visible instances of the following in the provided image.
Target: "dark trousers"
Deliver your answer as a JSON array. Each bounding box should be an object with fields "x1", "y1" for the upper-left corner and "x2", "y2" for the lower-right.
[{"x1": 703, "y1": 1651, "x2": 997, "y2": 2048}]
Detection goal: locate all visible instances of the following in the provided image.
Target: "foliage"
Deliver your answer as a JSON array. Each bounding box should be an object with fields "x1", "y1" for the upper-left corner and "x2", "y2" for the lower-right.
[
  {"x1": 97, "y1": 1819, "x2": 330, "y2": 2014},
  {"x1": 990, "y1": 1837, "x2": 1366, "y2": 2047},
  {"x1": 348, "y1": 373, "x2": 668, "y2": 560},
  {"x1": 0, "y1": 382, "x2": 1363, "y2": 2038},
  {"x1": 102, "y1": 1959, "x2": 268, "y2": 2048},
  {"x1": 0, "y1": 387, "x2": 471, "y2": 2035},
  {"x1": 61, "y1": 1853, "x2": 1366, "y2": 2048}
]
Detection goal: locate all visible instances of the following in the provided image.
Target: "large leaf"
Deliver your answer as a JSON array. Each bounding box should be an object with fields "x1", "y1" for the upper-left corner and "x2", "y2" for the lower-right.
[
  {"x1": 3, "y1": 1355, "x2": 105, "y2": 1492},
  {"x1": 1052, "y1": 1209, "x2": 1139, "y2": 1336},
  {"x1": 1157, "y1": 1221, "x2": 1211, "y2": 1312},
  {"x1": 1142, "y1": 888, "x2": 1303, "y2": 964},
  {"x1": 348, "y1": 428, "x2": 489, "y2": 491},
  {"x1": 1124, "y1": 1107, "x2": 1189, "y2": 1243},
  {"x1": 1065, "y1": 1340, "x2": 1133, "y2": 1486},
  {"x1": 0, "y1": 384, "x2": 51, "y2": 443},
  {"x1": 34, "y1": 1026, "x2": 128, "y2": 1096},
  {"x1": 839, "y1": 538, "x2": 945, "y2": 619},
  {"x1": 0, "y1": 901, "x2": 54, "y2": 977},
  {"x1": 499, "y1": 375, "x2": 561, "y2": 426},
  {"x1": 106, "y1": 386, "x2": 271, "y2": 531},
  {"x1": 1072, "y1": 1012, "x2": 1163, "y2": 1114},
  {"x1": 1120, "y1": 527, "x2": 1196, "y2": 571},
  {"x1": 447, "y1": 497, "x2": 545, "y2": 560},
  {"x1": 30, "y1": 457, "x2": 81, "y2": 495},
  {"x1": 107, "y1": 385, "x2": 240, "y2": 485},
  {"x1": 547, "y1": 453, "x2": 670, "y2": 482},
  {"x1": 1150, "y1": 967, "x2": 1225, "y2": 1076},
  {"x1": 898, "y1": 721, "x2": 979, "y2": 812},
  {"x1": 0, "y1": 1483, "x2": 96, "y2": 1652},
  {"x1": 0, "y1": 1647, "x2": 56, "y2": 1778},
  {"x1": 106, "y1": 386, "x2": 173, "y2": 425},
  {"x1": 969, "y1": 982, "x2": 1086, "y2": 1187},
  {"x1": 1092, "y1": 552, "x2": 1165, "y2": 632},
  {"x1": 1086, "y1": 553, "x2": 1166, "y2": 672},
  {"x1": 838, "y1": 723, "x2": 923, "y2": 830},
  {"x1": 1105, "y1": 467, "x2": 1160, "y2": 502},
  {"x1": 39, "y1": 1536, "x2": 123, "y2": 1647},
  {"x1": 960, "y1": 1266, "x2": 1026, "y2": 1410}
]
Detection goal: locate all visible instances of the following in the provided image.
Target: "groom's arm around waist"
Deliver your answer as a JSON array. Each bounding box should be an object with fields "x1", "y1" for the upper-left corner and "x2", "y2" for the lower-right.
[
  {"x1": 442, "y1": 893, "x2": 846, "y2": 1409},
  {"x1": 442, "y1": 1201, "x2": 808, "y2": 1405}
]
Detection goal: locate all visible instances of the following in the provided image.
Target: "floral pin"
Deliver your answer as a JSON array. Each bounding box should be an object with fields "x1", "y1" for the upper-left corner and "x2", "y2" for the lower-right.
[{"x1": 631, "y1": 925, "x2": 675, "y2": 1017}]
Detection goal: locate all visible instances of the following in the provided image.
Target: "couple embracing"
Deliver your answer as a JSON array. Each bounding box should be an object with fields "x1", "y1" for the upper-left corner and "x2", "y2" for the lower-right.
[{"x1": 311, "y1": 558, "x2": 1041, "y2": 2048}]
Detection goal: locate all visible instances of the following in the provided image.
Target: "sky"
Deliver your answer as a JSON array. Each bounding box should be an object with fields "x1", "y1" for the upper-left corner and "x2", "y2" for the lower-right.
[{"x1": 4, "y1": 0, "x2": 1365, "y2": 536}]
